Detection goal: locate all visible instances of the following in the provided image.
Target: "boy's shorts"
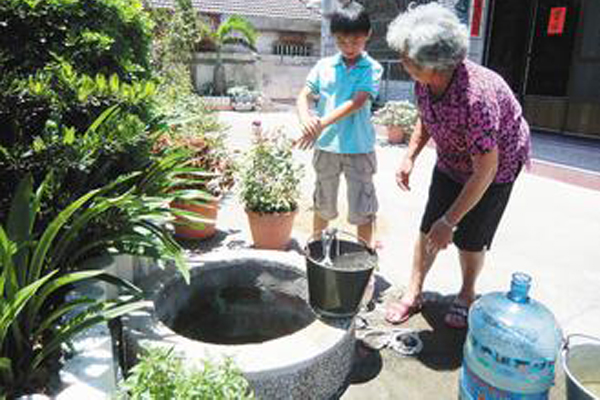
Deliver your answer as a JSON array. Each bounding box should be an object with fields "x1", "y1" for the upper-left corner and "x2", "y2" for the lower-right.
[
  {"x1": 313, "y1": 149, "x2": 378, "y2": 226},
  {"x1": 420, "y1": 167, "x2": 517, "y2": 252}
]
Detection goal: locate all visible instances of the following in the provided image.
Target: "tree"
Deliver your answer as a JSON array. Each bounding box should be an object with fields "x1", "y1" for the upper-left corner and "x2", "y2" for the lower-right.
[{"x1": 200, "y1": 15, "x2": 258, "y2": 95}]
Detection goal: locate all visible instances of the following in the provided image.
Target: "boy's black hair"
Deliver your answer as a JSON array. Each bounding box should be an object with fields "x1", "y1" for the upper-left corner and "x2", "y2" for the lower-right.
[{"x1": 329, "y1": 2, "x2": 371, "y2": 35}]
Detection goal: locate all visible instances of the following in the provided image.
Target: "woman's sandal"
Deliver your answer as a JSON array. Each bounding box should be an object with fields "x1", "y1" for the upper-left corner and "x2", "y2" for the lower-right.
[
  {"x1": 444, "y1": 298, "x2": 470, "y2": 329},
  {"x1": 385, "y1": 297, "x2": 422, "y2": 325}
]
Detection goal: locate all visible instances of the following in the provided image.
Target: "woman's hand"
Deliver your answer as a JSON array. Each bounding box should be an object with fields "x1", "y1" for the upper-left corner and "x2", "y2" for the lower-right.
[
  {"x1": 426, "y1": 217, "x2": 454, "y2": 253},
  {"x1": 396, "y1": 157, "x2": 414, "y2": 191}
]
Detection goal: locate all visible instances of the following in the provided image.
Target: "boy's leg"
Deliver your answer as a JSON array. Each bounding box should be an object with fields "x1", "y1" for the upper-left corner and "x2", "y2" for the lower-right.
[
  {"x1": 357, "y1": 220, "x2": 374, "y2": 248},
  {"x1": 344, "y1": 152, "x2": 377, "y2": 247},
  {"x1": 313, "y1": 213, "x2": 330, "y2": 238},
  {"x1": 312, "y1": 150, "x2": 342, "y2": 237}
]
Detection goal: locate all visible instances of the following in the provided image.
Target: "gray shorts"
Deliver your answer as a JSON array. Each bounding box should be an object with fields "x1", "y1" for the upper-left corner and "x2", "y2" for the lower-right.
[{"x1": 312, "y1": 150, "x2": 378, "y2": 225}]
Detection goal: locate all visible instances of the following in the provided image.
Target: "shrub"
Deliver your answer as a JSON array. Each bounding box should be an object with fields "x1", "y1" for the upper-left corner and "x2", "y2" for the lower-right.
[
  {"x1": 0, "y1": 0, "x2": 153, "y2": 78},
  {"x1": 121, "y1": 347, "x2": 255, "y2": 400},
  {"x1": 372, "y1": 100, "x2": 418, "y2": 132},
  {"x1": 238, "y1": 124, "x2": 303, "y2": 213}
]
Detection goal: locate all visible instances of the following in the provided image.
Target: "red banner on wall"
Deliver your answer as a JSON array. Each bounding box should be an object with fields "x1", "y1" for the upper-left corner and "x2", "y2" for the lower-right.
[
  {"x1": 470, "y1": 0, "x2": 484, "y2": 37},
  {"x1": 547, "y1": 7, "x2": 567, "y2": 36}
]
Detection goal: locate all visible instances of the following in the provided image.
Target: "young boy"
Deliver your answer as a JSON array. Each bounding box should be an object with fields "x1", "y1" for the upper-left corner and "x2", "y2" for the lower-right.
[{"x1": 296, "y1": 2, "x2": 383, "y2": 247}]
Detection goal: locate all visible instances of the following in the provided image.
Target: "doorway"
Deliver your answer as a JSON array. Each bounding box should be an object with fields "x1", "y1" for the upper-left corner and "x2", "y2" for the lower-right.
[{"x1": 484, "y1": 0, "x2": 581, "y2": 131}]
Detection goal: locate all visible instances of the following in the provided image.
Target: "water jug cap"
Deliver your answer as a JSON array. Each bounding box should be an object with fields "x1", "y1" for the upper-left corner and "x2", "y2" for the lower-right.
[{"x1": 508, "y1": 272, "x2": 531, "y2": 303}]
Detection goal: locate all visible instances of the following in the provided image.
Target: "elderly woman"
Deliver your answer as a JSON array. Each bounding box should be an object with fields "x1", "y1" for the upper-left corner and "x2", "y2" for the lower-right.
[{"x1": 384, "y1": 3, "x2": 531, "y2": 328}]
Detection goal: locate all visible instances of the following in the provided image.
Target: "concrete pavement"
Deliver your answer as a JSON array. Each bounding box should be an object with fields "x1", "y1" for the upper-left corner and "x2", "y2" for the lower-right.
[{"x1": 210, "y1": 107, "x2": 600, "y2": 399}]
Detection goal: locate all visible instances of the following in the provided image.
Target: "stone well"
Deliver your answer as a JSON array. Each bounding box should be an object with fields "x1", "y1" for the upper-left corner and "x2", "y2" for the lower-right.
[{"x1": 121, "y1": 250, "x2": 355, "y2": 399}]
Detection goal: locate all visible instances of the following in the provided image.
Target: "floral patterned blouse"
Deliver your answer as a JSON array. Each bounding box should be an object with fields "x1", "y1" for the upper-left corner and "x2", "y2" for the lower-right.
[{"x1": 415, "y1": 59, "x2": 531, "y2": 184}]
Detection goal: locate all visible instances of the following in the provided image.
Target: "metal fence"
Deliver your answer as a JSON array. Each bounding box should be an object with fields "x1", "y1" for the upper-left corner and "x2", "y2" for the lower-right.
[{"x1": 379, "y1": 59, "x2": 415, "y2": 103}]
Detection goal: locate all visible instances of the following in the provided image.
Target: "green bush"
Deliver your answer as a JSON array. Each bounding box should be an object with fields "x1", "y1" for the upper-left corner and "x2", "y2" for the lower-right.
[
  {"x1": 0, "y1": 0, "x2": 152, "y2": 78},
  {"x1": 0, "y1": 0, "x2": 158, "y2": 227},
  {"x1": 0, "y1": 171, "x2": 196, "y2": 397},
  {"x1": 239, "y1": 125, "x2": 303, "y2": 213},
  {"x1": 121, "y1": 347, "x2": 255, "y2": 400}
]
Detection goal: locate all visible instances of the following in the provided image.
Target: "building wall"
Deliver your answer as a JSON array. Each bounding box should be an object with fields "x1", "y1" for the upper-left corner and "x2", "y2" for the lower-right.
[
  {"x1": 220, "y1": 15, "x2": 321, "y2": 56},
  {"x1": 191, "y1": 52, "x2": 317, "y2": 100}
]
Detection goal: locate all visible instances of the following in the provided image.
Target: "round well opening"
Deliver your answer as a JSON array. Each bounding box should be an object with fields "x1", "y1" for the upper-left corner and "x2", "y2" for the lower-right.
[{"x1": 154, "y1": 260, "x2": 315, "y2": 344}]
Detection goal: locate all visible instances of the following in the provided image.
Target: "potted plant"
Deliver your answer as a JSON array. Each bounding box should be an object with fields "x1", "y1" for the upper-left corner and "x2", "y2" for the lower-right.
[
  {"x1": 227, "y1": 86, "x2": 261, "y2": 112},
  {"x1": 157, "y1": 132, "x2": 236, "y2": 240},
  {"x1": 372, "y1": 100, "x2": 418, "y2": 144},
  {"x1": 238, "y1": 123, "x2": 303, "y2": 250}
]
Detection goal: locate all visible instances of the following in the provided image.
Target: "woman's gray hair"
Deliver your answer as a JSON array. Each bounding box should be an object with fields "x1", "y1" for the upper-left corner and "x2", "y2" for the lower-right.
[{"x1": 386, "y1": 2, "x2": 469, "y2": 71}]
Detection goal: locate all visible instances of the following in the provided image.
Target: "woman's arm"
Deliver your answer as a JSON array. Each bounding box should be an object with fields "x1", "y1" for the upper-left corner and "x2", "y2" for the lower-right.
[
  {"x1": 396, "y1": 119, "x2": 431, "y2": 191},
  {"x1": 445, "y1": 147, "x2": 498, "y2": 226},
  {"x1": 427, "y1": 147, "x2": 498, "y2": 251},
  {"x1": 404, "y1": 119, "x2": 430, "y2": 162}
]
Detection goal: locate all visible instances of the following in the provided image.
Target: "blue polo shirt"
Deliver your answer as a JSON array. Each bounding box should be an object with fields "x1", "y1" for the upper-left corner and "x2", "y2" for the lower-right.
[{"x1": 306, "y1": 52, "x2": 383, "y2": 154}]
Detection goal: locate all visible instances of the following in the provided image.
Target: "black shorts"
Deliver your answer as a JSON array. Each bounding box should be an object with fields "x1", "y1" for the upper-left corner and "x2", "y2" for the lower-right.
[{"x1": 420, "y1": 167, "x2": 517, "y2": 252}]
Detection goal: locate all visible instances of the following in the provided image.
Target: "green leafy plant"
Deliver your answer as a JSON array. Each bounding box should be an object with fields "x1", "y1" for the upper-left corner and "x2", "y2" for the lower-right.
[
  {"x1": 0, "y1": 174, "x2": 152, "y2": 397},
  {"x1": 0, "y1": 0, "x2": 153, "y2": 78},
  {"x1": 238, "y1": 124, "x2": 303, "y2": 214},
  {"x1": 199, "y1": 15, "x2": 258, "y2": 95},
  {"x1": 155, "y1": 132, "x2": 236, "y2": 199},
  {"x1": 227, "y1": 86, "x2": 261, "y2": 111},
  {"x1": 121, "y1": 346, "x2": 255, "y2": 400},
  {"x1": 372, "y1": 100, "x2": 418, "y2": 132}
]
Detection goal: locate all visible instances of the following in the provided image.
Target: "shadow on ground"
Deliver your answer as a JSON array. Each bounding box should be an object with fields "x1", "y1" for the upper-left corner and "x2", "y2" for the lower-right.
[
  {"x1": 339, "y1": 290, "x2": 468, "y2": 398},
  {"x1": 417, "y1": 292, "x2": 468, "y2": 371}
]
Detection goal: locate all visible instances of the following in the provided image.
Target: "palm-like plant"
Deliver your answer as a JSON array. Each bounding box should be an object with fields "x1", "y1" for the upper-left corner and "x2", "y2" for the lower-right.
[
  {"x1": 0, "y1": 132, "x2": 211, "y2": 396},
  {"x1": 0, "y1": 175, "x2": 146, "y2": 396},
  {"x1": 200, "y1": 15, "x2": 258, "y2": 95}
]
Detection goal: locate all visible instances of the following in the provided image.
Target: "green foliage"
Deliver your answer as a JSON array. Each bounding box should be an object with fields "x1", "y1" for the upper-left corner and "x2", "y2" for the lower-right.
[
  {"x1": 150, "y1": 0, "x2": 203, "y2": 69},
  {"x1": 199, "y1": 15, "x2": 258, "y2": 95},
  {"x1": 202, "y1": 15, "x2": 258, "y2": 51},
  {"x1": 372, "y1": 100, "x2": 418, "y2": 132},
  {"x1": 0, "y1": 0, "x2": 153, "y2": 78},
  {"x1": 0, "y1": 174, "x2": 161, "y2": 397},
  {"x1": 121, "y1": 347, "x2": 255, "y2": 400},
  {"x1": 0, "y1": 0, "x2": 158, "y2": 230},
  {"x1": 239, "y1": 126, "x2": 303, "y2": 214}
]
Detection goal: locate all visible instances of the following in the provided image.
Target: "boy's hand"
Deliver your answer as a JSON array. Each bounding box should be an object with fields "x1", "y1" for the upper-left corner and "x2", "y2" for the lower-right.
[
  {"x1": 295, "y1": 116, "x2": 322, "y2": 150},
  {"x1": 300, "y1": 116, "x2": 322, "y2": 138}
]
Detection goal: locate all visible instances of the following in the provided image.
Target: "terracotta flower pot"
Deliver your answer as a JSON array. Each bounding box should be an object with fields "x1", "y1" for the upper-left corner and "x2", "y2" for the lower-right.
[
  {"x1": 246, "y1": 209, "x2": 297, "y2": 250},
  {"x1": 386, "y1": 125, "x2": 406, "y2": 144},
  {"x1": 171, "y1": 199, "x2": 219, "y2": 239}
]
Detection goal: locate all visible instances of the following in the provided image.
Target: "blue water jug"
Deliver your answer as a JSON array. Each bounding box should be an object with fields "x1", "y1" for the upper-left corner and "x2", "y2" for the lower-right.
[{"x1": 459, "y1": 272, "x2": 562, "y2": 399}]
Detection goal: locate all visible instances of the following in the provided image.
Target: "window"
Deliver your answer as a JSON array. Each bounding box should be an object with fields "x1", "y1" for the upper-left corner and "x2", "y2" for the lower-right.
[{"x1": 273, "y1": 42, "x2": 313, "y2": 57}]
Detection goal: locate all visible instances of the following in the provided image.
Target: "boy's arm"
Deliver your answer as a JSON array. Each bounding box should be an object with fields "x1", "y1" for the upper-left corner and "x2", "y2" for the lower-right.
[
  {"x1": 320, "y1": 91, "x2": 371, "y2": 128},
  {"x1": 295, "y1": 90, "x2": 370, "y2": 149},
  {"x1": 296, "y1": 87, "x2": 322, "y2": 149}
]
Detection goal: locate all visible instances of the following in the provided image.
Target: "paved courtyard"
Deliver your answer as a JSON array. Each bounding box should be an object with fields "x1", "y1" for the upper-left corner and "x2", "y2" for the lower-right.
[{"x1": 199, "y1": 106, "x2": 600, "y2": 399}]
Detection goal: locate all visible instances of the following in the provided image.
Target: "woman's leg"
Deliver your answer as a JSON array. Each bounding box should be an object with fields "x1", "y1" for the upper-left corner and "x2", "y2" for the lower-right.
[
  {"x1": 385, "y1": 233, "x2": 438, "y2": 323},
  {"x1": 457, "y1": 249, "x2": 485, "y2": 303},
  {"x1": 444, "y1": 249, "x2": 485, "y2": 328}
]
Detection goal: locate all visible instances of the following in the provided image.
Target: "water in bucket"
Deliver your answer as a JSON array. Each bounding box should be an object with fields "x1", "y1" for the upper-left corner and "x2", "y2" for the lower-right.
[
  {"x1": 459, "y1": 272, "x2": 562, "y2": 399},
  {"x1": 563, "y1": 334, "x2": 600, "y2": 400}
]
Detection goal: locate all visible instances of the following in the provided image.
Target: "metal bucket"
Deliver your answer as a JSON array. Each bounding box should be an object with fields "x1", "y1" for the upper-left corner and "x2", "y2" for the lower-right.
[
  {"x1": 562, "y1": 334, "x2": 600, "y2": 400},
  {"x1": 305, "y1": 230, "x2": 376, "y2": 318}
]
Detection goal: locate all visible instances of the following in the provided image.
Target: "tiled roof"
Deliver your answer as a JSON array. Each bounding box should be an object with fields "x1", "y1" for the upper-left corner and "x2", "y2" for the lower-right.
[{"x1": 149, "y1": 0, "x2": 321, "y2": 21}]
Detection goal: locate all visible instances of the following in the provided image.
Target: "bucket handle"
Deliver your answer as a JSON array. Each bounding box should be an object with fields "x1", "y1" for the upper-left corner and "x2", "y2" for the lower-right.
[
  {"x1": 303, "y1": 229, "x2": 375, "y2": 262},
  {"x1": 562, "y1": 333, "x2": 600, "y2": 354}
]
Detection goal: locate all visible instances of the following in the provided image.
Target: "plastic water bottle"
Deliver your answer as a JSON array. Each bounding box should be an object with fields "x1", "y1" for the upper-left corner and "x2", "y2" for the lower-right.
[{"x1": 459, "y1": 272, "x2": 562, "y2": 399}]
